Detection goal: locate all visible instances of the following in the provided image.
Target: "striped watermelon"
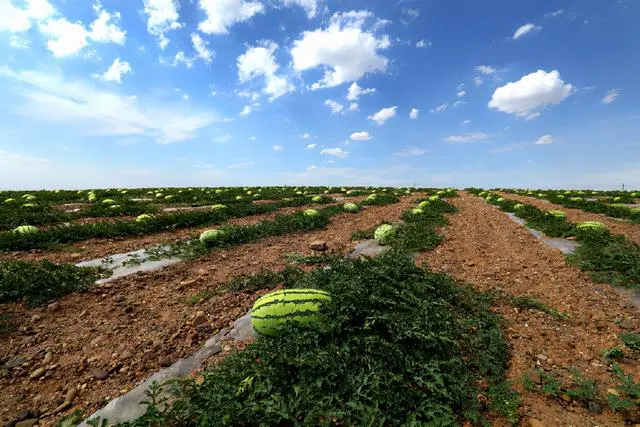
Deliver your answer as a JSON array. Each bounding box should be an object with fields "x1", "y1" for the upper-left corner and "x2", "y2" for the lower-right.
[{"x1": 251, "y1": 289, "x2": 331, "y2": 336}]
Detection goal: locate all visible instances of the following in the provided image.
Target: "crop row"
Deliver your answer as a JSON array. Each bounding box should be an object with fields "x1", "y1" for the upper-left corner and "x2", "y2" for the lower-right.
[
  {"x1": 468, "y1": 189, "x2": 640, "y2": 288},
  {"x1": 502, "y1": 189, "x2": 640, "y2": 223},
  {"x1": 493, "y1": 188, "x2": 639, "y2": 202}
]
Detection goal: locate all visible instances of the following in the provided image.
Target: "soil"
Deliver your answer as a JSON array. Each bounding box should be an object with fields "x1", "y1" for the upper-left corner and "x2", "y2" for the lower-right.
[
  {"x1": 0, "y1": 195, "x2": 416, "y2": 426},
  {"x1": 500, "y1": 192, "x2": 640, "y2": 245},
  {"x1": 0, "y1": 199, "x2": 364, "y2": 265},
  {"x1": 420, "y1": 192, "x2": 640, "y2": 426}
]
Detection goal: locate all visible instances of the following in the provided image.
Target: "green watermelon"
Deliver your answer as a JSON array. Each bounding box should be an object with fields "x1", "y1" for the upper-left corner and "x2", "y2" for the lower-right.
[
  {"x1": 374, "y1": 224, "x2": 396, "y2": 245},
  {"x1": 576, "y1": 221, "x2": 606, "y2": 232},
  {"x1": 251, "y1": 289, "x2": 331, "y2": 336},
  {"x1": 200, "y1": 229, "x2": 224, "y2": 245},
  {"x1": 13, "y1": 225, "x2": 38, "y2": 234},
  {"x1": 136, "y1": 214, "x2": 154, "y2": 223},
  {"x1": 304, "y1": 209, "x2": 319, "y2": 217},
  {"x1": 343, "y1": 203, "x2": 359, "y2": 213},
  {"x1": 547, "y1": 210, "x2": 567, "y2": 218}
]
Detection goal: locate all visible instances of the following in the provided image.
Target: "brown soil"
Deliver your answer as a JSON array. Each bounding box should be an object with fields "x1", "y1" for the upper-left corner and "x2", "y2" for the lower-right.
[
  {"x1": 0, "y1": 200, "x2": 363, "y2": 265},
  {"x1": 420, "y1": 192, "x2": 639, "y2": 426},
  {"x1": 0, "y1": 196, "x2": 416, "y2": 426},
  {"x1": 501, "y1": 192, "x2": 640, "y2": 245}
]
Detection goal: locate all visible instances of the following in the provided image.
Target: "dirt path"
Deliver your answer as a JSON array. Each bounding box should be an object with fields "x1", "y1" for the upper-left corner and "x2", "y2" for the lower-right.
[
  {"x1": 500, "y1": 192, "x2": 640, "y2": 245},
  {"x1": 0, "y1": 199, "x2": 362, "y2": 265},
  {"x1": 0, "y1": 195, "x2": 415, "y2": 426},
  {"x1": 420, "y1": 192, "x2": 639, "y2": 426}
]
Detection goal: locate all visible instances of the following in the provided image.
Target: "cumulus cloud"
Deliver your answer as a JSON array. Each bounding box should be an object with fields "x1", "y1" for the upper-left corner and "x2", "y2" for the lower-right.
[
  {"x1": 488, "y1": 70, "x2": 574, "y2": 118},
  {"x1": 350, "y1": 131, "x2": 372, "y2": 141},
  {"x1": 535, "y1": 134, "x2": 553, "y2": 145},
  {"x1": 393, "y1": 146, "x2": 427, "y2": 157},
  {"x1": 475, "y1": 65, "x2": 496, "y2": 75},
  {"x1": 473, "y1": 76, "x2": 484, "y2": 86},
  {"x1": 457, "y1": 90, "x2": 466, "y2": 98},
  {"x1": 320, "y1": 147, "x2": 348, "y2": 158},
  {"x1": 346, "y1": 82, "x2": 376, "y2": 101},
  {"x1": 349, "y1": 102, "x2": 359, "y2": 111},
  {"x1": 239, "y1": 104, "x2": 259, "y2": 116},
  {"x1": 291, "y1": 10, "x2": 390, "y2": 89},
  {"x1": 602, "y1": 89, "x2": 620, "y2": 104},
  {"x1": 445, "y1": 133, "x2": 488, "y2": 143},
  {"x1": 301, "y1": 132, "x2": 311, "y2": 139},
  {"x1": 280, "y1": 0, "x2": 320, "y2": 18},
  {"x1": 0, "y1": 65, "x2": 216, "y2": 144},
  {"x1": 460, "y1": 119, "x2": 471, "y2": 125},
  {"x1": 415, "y1": 39, "x2": 431, "y2": 48},
  {"x1": 430, "y1": 103, "x2": 447, "y2": 113},
  {"x1": 198, "y1": 0, "x2": 264, "y2": 34},
  {"x1": 409, "y1": 108, "x2": 419, "y2": 120},
  {"x1": 367, "y1": 106, "x2": 397, "y2": 125},
  {"x1": 306, "y1": 143, "x2": 317, "y2": 149},
  {"x1": 324, "y1": 99, "x2": 345, "y2": 114},
  {"x1": 273, "y1": 144, "x2": 284, "y2": 151},
  {"x1": 513, "y1": 23, "x2": 541, "y2": 39},
  {"x1": 191, "y1": 33, "x2": 214, "y2": 64},
  {"x1": 237, "y1": 41, "x2": 294, "y2": 101},
  {"x1": 143, "y1": 0, "x2": 182, "y2": 49},
  {"x1": 0, "y1": 0, "x2": 56, "y2": 33},
  {"x1": 94, "y1": 58, "x2": 132, "y2": 83}
]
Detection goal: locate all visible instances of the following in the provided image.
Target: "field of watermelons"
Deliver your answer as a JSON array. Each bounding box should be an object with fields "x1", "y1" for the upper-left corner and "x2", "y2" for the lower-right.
[{"x1": 1, "y1": 186, "x2": 640, "y2": 426}]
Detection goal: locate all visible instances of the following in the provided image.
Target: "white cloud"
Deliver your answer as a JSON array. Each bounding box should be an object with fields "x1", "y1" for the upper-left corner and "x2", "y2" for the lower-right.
[
  {"x1": 349, "y1": 102, "x2": 359, "y2": 111},
  {"x1": 324, "y1": 99, "x2": 344, "y2": 114},
  {"x1": 452, "y1": 100, "x2": 465, "y2": 108},
  {"x1": 602, "y1": 89, "x2": 620, "y2": 104},
  {"x1": 473, "y1": 76, "x2": 484, "y2": 86},
  {"x1": 535, "y1": 134, "x2": 553, "y2": 145},
  {"x1": 38, "y1": 3, "x2": 126, "y2": 57},
  {"x1": 460, "y1": 119, "x2": 471, "y2": 125},
  {"x1": 198, "y1": 0, "x2": 264, "y2": 34},
  {"x1": 415, "y1": 39, "x2": 431, "y2": 48},
  {"x1": 346, "y1": 82, "x2": 376, "y2": 101},
  {"x1": 227, "y1": 161, "x2": 255, "y2": 168},
  {"x1": 291, "y1": 10, "x2": 390, "y2": 89},
  {"x1": 161, "y1": 51, "x2": 196, "y2": 68},
  {"x1": 301, "y1": 132, "x2": 311, "y2": 139},
  {"x1": 273, "y1": 144, "x2": 284, "y2": 151},
  {"x1": 350, "y1": 131, "x2": 372, "y2": 141},
  {"x1": 215, "y1": 133, "x2": 232, "y2": 143},
  {"x1": 239, "y1": 104, "x2": 257, "y2": 116},
  {"x1": 409, "y1": 108, "x2": 419, "y2": 120},
  {"x1": 320, "y1": 147, "x2": 348, "y2": 158},
  {"x1": 237, "y1": 41, "x2": 294, "y2": 101},
  {"x1": 249, "y1": 136, "x2": 257, "y2": 141},
  {"x1": 457, "y1": 90, "x2": 466, "y2": 98},
  {"x1": 0, "y1": 0, "x2": 56, "y2": 33},
  {"x1": 393, "y1": 146, "x2": 427, "y2": 157},
  {"x1": 143, "y1": 0, "x2": 181, "y2": 49},
  {"x1": 488, "y1": 70, "x2": 574, "y2": 118},
  {"x1": 547, "y1": 9, "x2": 564, "y2": 17},
  {"x1": 191, "y1": 33, "x2": 215, "y2": 64},
  {"x1": 0, "y1": 66, "x2": 217, "y2": 144},
  {"x1": 306, "y1": 143, "x2": 317, "y2": 149},
  {"x1": 307, "y1": 165, "x2": 317, "y2": 170},
  {"x1": 445, "y1": 133, "x2": 488, "y2": 143},
  {"x1": 280, "y1": 0, "x2": 320, "y2": 18},
  {"x1": 237, "y1": 90, "x2": 261, "y2": 101},
  {"x1": 430, "y1": 103, "x2": 447, "y2": 113},
  {"x1": 94, "y1": 58, "x2": 132, "y2": 83},
  {"x1": 475, "y1": 65, "x2": 496, "y2": 75},
  {"x1": 9, "y1": 33, "x2": 31, "y2": 49},
  {"x1": 513, "y1": 23, "x2": 541, "y2": 40},
  {"x1": 367, "y1": 106, "x2": 397, "y2": 125}
]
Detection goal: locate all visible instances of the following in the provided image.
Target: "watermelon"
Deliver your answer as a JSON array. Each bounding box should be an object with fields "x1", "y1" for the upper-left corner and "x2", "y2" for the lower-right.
[
  {"x1": 251, "y1": 288, "x2": 331, "y2": 336},
  {"x1": 374, "y1": 224, "x2": 396, "y2": 245},
  {"x1": 200, "y1": 229, "x2": 224, "y2": 245},
  {"x1": 236, "y1": 196, "x2": 243, "y2": 201},
  {"x1": 304, "y1": 209, "x2": 319, "y2": 217},
  {"x1": 514, "y1": 203, "x2": 525, "y2": 210},
  {"x1": 3, "y1": 198, "x2": 16, "y2": 204},
  {"x1": 366, "y1": 194, "x2": 378, "y2": 202},
  {"x1": 411, "y1": 208, "x2": 424, "y2": 215},
  {"x1": 576, "y1": 221, "x2": 606, "y2": 232},
  {"x1": 13, "y1": 225, "x2": 38, "y2": 234},
  {"x1": 211, "y1": 204, "x2": 227, "y2": 210},
  {"x1": 418, "y1": 201, "x2": 429, "y2": 209},
  {"x1": 343, "y1": 203, "x2": 359, "y2": 213},
  {"x1": 496, "y1": 197, "x2": 505, "y2": 203},
  {"x1": 136, "y1": 214, "x2": 154, "y2": 223},
  {"x1": 428, "y1": 195, "x2": 440, "y2": 202},
  {"x1": 102, "y1": 199, "x2": 116, "y2": 205},
  {"x1": 613, "y1": 197, "x2": 622, "y2": 202},
  {"x1": 547, "y1": 210, "x2": 567, "y2": 218},
  {"x1": 311, "y1": 196, "x2": 323, "y2": 202}
]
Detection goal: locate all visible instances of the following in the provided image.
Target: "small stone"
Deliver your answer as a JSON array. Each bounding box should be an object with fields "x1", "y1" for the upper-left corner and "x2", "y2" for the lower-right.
[
  {"x1": 5, "y1": 357, "x2": 26, "y2": 369},
  {"x1": 29, "y1": 368, "x2": 45, "y2": 380},
  {"x1": 180, "y1": 279, "x2": 198, "y2": 286},
  {"x1": 309, "y1": 240, "x2": 328, "y2": 251},
  {"x1": 560, "y1": 393, "x2": 572, "y2": 403},
  {"x1": 223, "y1": 345, "x2": 232, "y2": 352},
  {"x1": 195, "y1": 310, "x2": 206, "y2": 318},
  {"x1": 47, "y1": 302, "x2": 60, "y2": 312},
  {"x1": 588, "y1": 401, "x2": 602, "y2": 414},
  {"x1": 118, "y1": 350, "x2": 133, "y2": 361},
  {"x1": 194, "y1": 315, "x2": 208, "y2": 325},
  {"x1": 30, "y1": 314, "x2": 41, "y2": 323},
  {"x1": 79, "y1": 309, "x2": 88, "y2": 317},
  {"x1": 90, "y1": 368, "x2": 109, "y2": 380},
  {"x1": 196, "y1": 322, "x2": 212, "y2": 333},
  {"x1": 607, "y1": 388, "x2": 620, "y2": 397},
  {"x1": 619, "y1": 320, "x2": 634, "y2": 330},
  {"x1": 158, "y1": 357, "x2": 171, "y2": 367},
  {"x1": 53, "y1": 401, "x2": 72, "y2": 414},
  {"x1": 15, "y1": 419, "x2": 39, "y2": 427},
  {"x1": 64, "y1": 386, "x2": 78, "y2": 403},
  {"x1": 535, "y1": 354, "x2": 548, "y2": 362},
  {"x1": 42, "y1": 352, "x2": 53, "y2": 366},
  {"x1": 90, "y1": 336, "x2": 103, "y2": 346},
  {"x1": 114, "y1": 295, "x2": 126, "y2": 303},
  {"x1": 526, "y1": 419, "x2": 544, "y2": 427}
]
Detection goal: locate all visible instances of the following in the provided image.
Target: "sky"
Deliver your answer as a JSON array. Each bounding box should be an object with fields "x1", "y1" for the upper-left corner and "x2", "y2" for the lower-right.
[{"x1": 0, "y1": 0, "x2": 639, "y2": 190}]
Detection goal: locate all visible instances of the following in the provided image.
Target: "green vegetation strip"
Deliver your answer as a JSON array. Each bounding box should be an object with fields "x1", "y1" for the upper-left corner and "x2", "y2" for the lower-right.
[
  {"x1": 0, "y1": 197, "x2": 335, "y2": 252},
  {"x1": 468, "y1": 189, "x2": 640, "y2": 288},
  {"x1": 0, "y1": 260, "x2": 104, "y2": 307}
]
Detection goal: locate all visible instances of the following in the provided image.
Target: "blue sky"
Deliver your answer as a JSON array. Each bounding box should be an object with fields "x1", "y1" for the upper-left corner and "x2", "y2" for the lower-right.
[{"x1": 0, "y1": 0, "x2": 639, "y2": 190}]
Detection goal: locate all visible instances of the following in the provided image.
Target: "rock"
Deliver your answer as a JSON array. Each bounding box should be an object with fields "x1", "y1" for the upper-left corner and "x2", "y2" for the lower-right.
[
  {"x1": 114, "y1": 295, "x2": 126, "y2": 303},
  {"x1": 560, "y1": 393, "x2": 572, "y2": 403},
  {"x1": 588, "y1": 401, "x2": 602, "y2": 414},
  {"x1": 619, "y1": 320, "x2": 634, "y2": 330},
  {"x1": 158, "y1": 357, "x2": 171, "y2": 367},
  {"x1": 195, "y1": 310, "x2": 206, "y2": 318},
  {"x1": 607, "y1": 388, "x2": 620, "y2": 397},
  {"x1": 64, "y1": 386, "x2": 78, "y2": 403},
  {"x1": 53, "y1": 401, "x2": 72, "y2": 414},
  {"x1": 90, "y1": 368, "x2": 109, "y2": 380},
  {"x1": 47, "y1": 302, "x2": 60, "y2": 312},
  {"x1": 526, "y1": 419, "x2": 544, "y2": 427},
  {"x1": 196, "y1": 322, "x2": 212, "y2": 333},
  {"x1": 15, "y1": 419, "x2": 39, "y2": 427},
  {"x1": 194, "y1": 315, "x2": 208, "y2": 326},
  {"x1": 42, "y1": 352, "x2": 53, "y2": 366},
  {"x1": 309, "y1": 240, "x2": 328, "y2": 251},
  {"x1": 30, "y1": 314, "x2": 41, "y2": 323},
  {"x1": 117, "y1": 350, "x2": 133, "y2": 361},
  {"x1": 29, "y1": 368, "x2": 45, "y2": 380},
  {"x1": 535, "y1": 354, "x2": 548, "y2": 362},
  {"x1": 5, "y1": 357, "x2": 26, "y2": 369}
]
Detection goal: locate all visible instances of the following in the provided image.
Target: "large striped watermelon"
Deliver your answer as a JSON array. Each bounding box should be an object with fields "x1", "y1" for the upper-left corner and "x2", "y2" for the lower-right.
[{"x1": 251, "y1": 289, "x2": 331, "y2": 336}]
